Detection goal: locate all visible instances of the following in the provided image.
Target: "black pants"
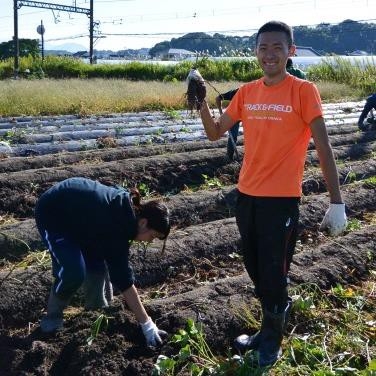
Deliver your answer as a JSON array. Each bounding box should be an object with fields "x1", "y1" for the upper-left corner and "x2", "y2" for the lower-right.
[
  {"x1": 235, "y1": 192, "x2": 299, "y2": 312},
  {"x1": 36, "y1": 220, "x2": 106, "y2": 300},
  {"x1": 358, "y1": 96, "x2": 376, "y2": 126}
]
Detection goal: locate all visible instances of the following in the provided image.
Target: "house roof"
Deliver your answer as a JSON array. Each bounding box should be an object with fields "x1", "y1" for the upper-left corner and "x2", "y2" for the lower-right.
[
  {"x1": 347, "y1": 50, "x2": 368, "y2": 56},
  {"x1": 295, "y1": 46, "x2": 322, "y2": 57},
  {"x1": 168, "y1": 48, "x2": 195, "y2": 55}
]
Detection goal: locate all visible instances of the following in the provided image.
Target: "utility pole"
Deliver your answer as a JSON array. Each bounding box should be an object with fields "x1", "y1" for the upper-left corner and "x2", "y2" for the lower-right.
[
  {"x1": 13, "y1": 0, "x2": 19, "y2": 79},
  {"x1": 13, "y1": 0, "x2": 94, "y2": 78},
  {"x1": 37, "y1": 20, "x2": 45, "y2": 62},
  {"x1": 89, "y1": 0, "x2": 94, "y2": 64}
]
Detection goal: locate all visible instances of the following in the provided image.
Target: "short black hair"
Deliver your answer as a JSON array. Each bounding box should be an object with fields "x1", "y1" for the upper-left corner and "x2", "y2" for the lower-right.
[{"x1": 256, "y1": 21, "x2": 294, "y2": 47}]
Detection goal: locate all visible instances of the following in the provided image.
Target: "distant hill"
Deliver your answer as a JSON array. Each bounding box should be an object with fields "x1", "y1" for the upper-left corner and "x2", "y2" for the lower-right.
[
  {"x1": 149, "y1": 20, "x2": 376, "y2": 58},
  {"x1": 45, "y1": 42, "x2": 87, "y2": 53}
]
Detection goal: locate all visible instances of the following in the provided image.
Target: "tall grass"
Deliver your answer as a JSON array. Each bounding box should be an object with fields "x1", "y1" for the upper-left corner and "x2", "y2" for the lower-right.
[
  {"x1": 0, "y1": 56, "x2": 262, "y2": 81},
  {"x1": 307, "y1": 56, "x2": 376, "y2": 94}
]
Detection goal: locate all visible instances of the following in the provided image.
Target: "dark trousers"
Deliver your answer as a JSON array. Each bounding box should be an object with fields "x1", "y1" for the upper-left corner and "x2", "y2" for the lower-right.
[
  {"x1": 229, "y1": 121, "x2": 240, "y2": 141},
  {"x1": 37, "y1": 226, "x2": 106, "y2": 300},
  {"x1": 358, "y1": 97, "x2": 376, "y2": 125},
  {"x1": 235, "y1": 192, "x2": 299, "y2": 312}
]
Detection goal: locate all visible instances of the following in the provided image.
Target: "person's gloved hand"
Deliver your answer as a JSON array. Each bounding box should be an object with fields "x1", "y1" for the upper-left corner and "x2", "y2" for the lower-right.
[
  {"x1": 320, "y1": 203, "x2": 347, "y2": 236},
  {"x1": 186, "y1": 68, "x2": 207, "y2": 111},
  {"x1": 140, "y1": 318, "x2": 167, "y2": 347}
]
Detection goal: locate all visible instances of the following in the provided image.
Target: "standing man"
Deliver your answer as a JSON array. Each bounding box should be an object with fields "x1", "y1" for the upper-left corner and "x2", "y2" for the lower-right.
[
  {"x1": 187, "y1": 21, "x2": 347, "y2": 367},
  {"x1": 216, "y1": 88, "x2": 240, "y2": 160}
]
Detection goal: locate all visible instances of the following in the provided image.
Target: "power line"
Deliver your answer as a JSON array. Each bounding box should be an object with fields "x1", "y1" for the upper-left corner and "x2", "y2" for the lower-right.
[
  {"x1": 44, "y1": 17, "x2": 376, "y2": 45},
  {"x1": 96, "y1": 18, "x2": 376, "y2": 39}
]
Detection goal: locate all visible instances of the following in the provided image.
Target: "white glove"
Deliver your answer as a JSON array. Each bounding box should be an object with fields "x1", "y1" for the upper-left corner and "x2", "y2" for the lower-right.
[
  {"x1": 186, "y1": 68, "x2": 204, "y2": 84},
  {"x1": 140, "y1": 318, "x2": 167, "y2": 347},
  {"x1": 320, "y1": 203, "x2": 347, "y2": 236}
]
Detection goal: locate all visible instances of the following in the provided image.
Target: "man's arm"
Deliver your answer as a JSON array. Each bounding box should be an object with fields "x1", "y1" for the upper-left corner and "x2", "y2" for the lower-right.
[
  {"x1": 199, "y1": 100, "x2": 236, "y2": 141},
  {"x1": 310, "y1": 116, "x2": 343, "y2": 203}
]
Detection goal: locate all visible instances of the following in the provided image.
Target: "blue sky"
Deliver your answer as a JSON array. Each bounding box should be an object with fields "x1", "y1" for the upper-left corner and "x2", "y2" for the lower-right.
[{"x1": 1, "y1": 0, "x2": 375, "y2": 51}]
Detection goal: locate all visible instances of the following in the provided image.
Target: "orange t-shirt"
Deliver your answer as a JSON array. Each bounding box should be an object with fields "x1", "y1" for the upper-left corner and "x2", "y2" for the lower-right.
[{"x1": 226, "y1": 74, "x2": 323, "y2": 197}]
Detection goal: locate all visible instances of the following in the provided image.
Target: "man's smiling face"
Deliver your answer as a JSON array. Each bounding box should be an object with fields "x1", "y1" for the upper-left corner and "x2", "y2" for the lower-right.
[{"x1": 255, "y1": 31, "x2": 295, "y2": 84}]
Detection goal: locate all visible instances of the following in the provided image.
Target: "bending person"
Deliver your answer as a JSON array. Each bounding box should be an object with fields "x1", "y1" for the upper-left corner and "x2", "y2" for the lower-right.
[
  {"x1": 35, "y1": 177, "x2": 170, "y2": 347},
  {"x1": 358, "y1": 93, "x2": 376, "y2": 131}
]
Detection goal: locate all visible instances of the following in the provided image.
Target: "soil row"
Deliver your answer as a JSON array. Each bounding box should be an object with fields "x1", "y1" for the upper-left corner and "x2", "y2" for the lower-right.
[
  {"x1": 1, "y1": 218, "x2": 374, "y2": 330},
  {"x1": 0, "y1": 225, "x2": 374, "y2": 375},
  {"x1": 0, "y1": 98, "x2": 365, "y2": 159},
  {"x1": 0, "y1": 142, "x2": 375, "y2": 218},
  {"x1": 1, "y1": 182, "x2": 375, "y2": 306},
  {"x1": 1, "y1": 176, "x2": 375, "y2": 261},
  {"x1": 0, "y1": 103, "x2": 361, "y2": 133},
  {"x1": 0, "y1": 127, "x2": 374, "y2": 174}
]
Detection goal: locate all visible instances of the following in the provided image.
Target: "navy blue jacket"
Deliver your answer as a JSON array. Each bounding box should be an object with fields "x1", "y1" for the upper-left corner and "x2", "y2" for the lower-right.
[{"x1": 35, "y1": 177, "x2": 138, "y2": 291}]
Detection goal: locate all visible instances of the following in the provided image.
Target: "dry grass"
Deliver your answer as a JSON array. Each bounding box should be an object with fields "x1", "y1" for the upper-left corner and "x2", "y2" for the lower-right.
[
  {"x1": 0, "y1": 78, "x2": 326, "y2": 116},
  {"x1": 0, "y1": 79, "x2": 187, "y2": 116},
  {"x1": 0, "y1": 79, "x2": 239, "y2": 116},
  {"x1": 316, "y1": 81, "x2": 363, "y2": 103},
  {"x1": 0, "y1": 213, "x2": 18, "y2": 226}
]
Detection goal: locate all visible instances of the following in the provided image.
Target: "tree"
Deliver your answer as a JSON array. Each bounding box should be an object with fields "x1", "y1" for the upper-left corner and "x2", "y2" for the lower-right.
[
  {"x1": 0, "y1": 39, "x2": 40, "y2": 60},
  {"x1": 148, "y1": 20, "x2": 376, "y2": 58}
]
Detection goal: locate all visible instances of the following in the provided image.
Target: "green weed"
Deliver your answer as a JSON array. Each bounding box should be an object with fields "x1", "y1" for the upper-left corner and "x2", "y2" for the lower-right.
[
  {"x1": 153, "y1": 319, "x2": 221, "y2": 375},
  {"x1": 344, "y1": 170, "x2": 357, "y2": 184},
  {"x1": 163, "y1": 109, "x2": 182, "y2": 120},
  {"x1": 138, "y1": 182, "x2": 152, "y2": 197},
  {"x1": 86, "y1": 313, "x2": 109, "y2": 346},
  {"x1": 179, "y1": 126, "x2": 191, "y2": 133},
  {"x1": 346, "y1": 218, "x2": 362, "y2": 232},
  {"x1": 201, "y1": 174, "x2": 223, "y2": 189},
  {"x1": 0, "y1": 128, "x2": 27, "y2": 144},
  {"x1": 154, "y1": 277, "x2": 375, "y2": 375},
  {"x1": 363, "y1": 176, "x2": 376, "y2": 188}
]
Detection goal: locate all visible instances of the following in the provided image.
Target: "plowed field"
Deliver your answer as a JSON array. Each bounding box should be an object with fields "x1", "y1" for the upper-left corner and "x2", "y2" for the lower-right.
[{"x1": 0, "y1": 101, "x2": 375, "y2": 375}]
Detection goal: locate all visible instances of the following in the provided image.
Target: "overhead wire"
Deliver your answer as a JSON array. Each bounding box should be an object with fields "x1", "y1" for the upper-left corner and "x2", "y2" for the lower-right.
[{"x1": 1, "y1": 1, "x2": 375, "y2": 45}]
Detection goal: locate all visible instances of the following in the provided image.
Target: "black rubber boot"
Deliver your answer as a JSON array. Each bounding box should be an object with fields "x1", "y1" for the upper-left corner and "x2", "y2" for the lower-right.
[
  {"x1": 83, "y1": 270, "x2": 111, "y2": 310},
  {"x1": 258, "y1": 299, "x2": 292, "y2": 367},
  {"x1": 40, "y1": 288, "x2": 70, "y2": 333},
  {"x1": 233, "y1": 297, "x2": 292, "y2": 354}
]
